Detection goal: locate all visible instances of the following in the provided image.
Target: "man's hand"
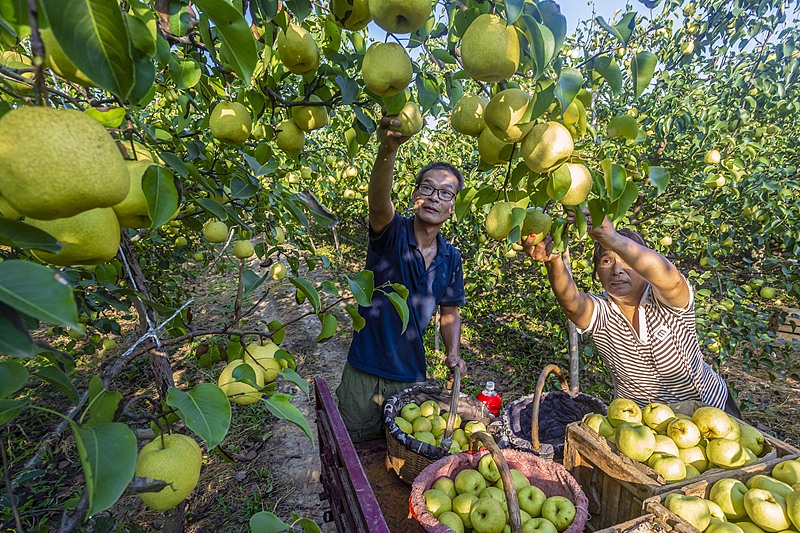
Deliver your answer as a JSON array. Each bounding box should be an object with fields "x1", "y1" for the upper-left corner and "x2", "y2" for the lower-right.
[
  {"x1": 522, "y1": 234, "x2": 560, "y2": 263},
  {"x1": 445, "y1": 353, "x2": 467, "y2": 376},
  {"x1": 377, "y1": 113, "x2": 411, "y2": 154}
]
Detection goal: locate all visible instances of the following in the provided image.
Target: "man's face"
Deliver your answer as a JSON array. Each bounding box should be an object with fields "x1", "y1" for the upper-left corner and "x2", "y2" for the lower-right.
[
  {"x1": 596, "y1": 250, "x2": 648, "y2": 304},
  {"x1": 412, "y1": 169, "x2": 459, "y2": 226}
]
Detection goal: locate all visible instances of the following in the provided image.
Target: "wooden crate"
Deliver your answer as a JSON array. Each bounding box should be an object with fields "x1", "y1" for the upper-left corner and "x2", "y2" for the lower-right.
[
  {"x1": 564, "y1": 419, "x2": 800, "y2": 530},
  {"x1": 593, "y1": 512, "x2": 683, "y2": 533},
  {"x1": 641, "y1": 454, "x2": 800, "y2": 532}
]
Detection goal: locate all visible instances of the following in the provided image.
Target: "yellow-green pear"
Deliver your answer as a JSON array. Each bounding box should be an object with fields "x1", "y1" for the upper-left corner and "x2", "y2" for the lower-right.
[
  {"x1": 277, "y1": 23, "x2": 320, "y2": 75},
  {"x1": 291, "y1": 95, "x2": 329, "y2": 132},
  {"x1": 0, "y1": 106, "x2": 129, "y2": 220},
  {"x1": 0, "y1": 51, "x2": 33, "y2": 92},
  {"x1": 521, "y1": 207, "x2": 552, "y2": 236},
  {"x1": 460, "y1": 14, "x2": 520, "y2": 82},
  {"x1": 368, "y1": 0, "x2": 431, "y2": 34},
  {"x1": 477, "y1": 127, "x2": 515, "y2": 166},
  {"x1": 134, "y1": 434, "x2": 202, "y2": 511},
  {"x1": 330, "y1": 0, "x2": 372, "y2": 30},
  {"x1": 210, "y1": 102, "x2": 251, "y2": 144},
  {"x1": 485, "y1": 202, "x2": 515, "y2": 241},
  {"x1": 39, "y1": 26, "x2": 96, "y2": 86},
  {"x1": 484, "y1": 88, "x2": 533, "y2": 143},
  {"x1": 113, "y1": 160, "x2": 156, "y2": 228},
  {"x1": 275, "y1": 119, "x2": 306, "y2": 152},
  {"x1": 521, "y1": 121, "x2": 575, "y2": 174},
  {"x1": 217, "y1": 360, "x2": 265, "y2": 405},
  {"x1": 26, "y1": 208, "x2": 121, "y2": 266},
  {"x1": 203, "y1": 220, "x2": 229, "y2": 243},
  {"x1": 396, "y1": 101, "x2": 423, "y2": 136},
  {"x1": 547, "y1": 163, "x2": 592, "y2": 206},
  {"x1": 362, "y1": 42, "x2": 412, "y2": 97},
  {"x1": 450, "y1": 94, "x2": 488, "y2": 137}
]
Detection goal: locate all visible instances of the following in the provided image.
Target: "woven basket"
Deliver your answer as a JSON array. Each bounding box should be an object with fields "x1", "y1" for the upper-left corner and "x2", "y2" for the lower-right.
[
  {"x1": 499, "y1": 365, "x2": 607, "y2": 460},
  {"x1": 410, "y1": 432, "x2": 589, "y2": 533},
  {"x1": 384, "y1": 373, "x2": 500, "y2": 484}
]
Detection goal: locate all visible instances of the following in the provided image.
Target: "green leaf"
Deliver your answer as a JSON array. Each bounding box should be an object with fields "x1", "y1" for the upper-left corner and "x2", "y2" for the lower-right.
[
  {"x1": 538, "y1": 1, "x2": 567, "y2": 55},
  {"x1": 345, "y1": 304, "x2": 366, "y2": 332},
  {"x1": 296, "y1": 518, "x2": 322, "y2": 533},
  {"x1": 594, "y1": 56, "x2": 622, "y2": 94},
  {"x1": 347, "y1": 270, "x2": 374, "y2": 307},
  {"x1": 160, "y1": 152, "x2": 190, "y2": 178},
  {"x1": 40, "y1": 0, "x2": 135, "y2": 98},
  {"x1": 611, "y1": 180, "x2": 639, "y2": 221},
  {"x1": 279, "y1": 368, "x2": 309, "y2": 398},
  {"x1": 85, "y1": 375, "x2": 122, "y2": 428},
  {"x1": 648, "y1": 166, "x2": 671, "y2": 195},
  {"x1": 264, "y1": 394, "x2": 313, "y2": 442},
  {"x1": 84, "y1": 107, "x2": 127, "y2": 128},
  {"x1": 383, "y1": 91, "x2": 408, "y2": 116},
  {"x1": 274, "y1": 349, "x2": 296, "y2": 372},
  {"x1": 317, "y1": 313, "x2": 337, "y2": 342},
  {"x1": 125, "y1": 1, "x2": 156, "y2": 56},
  {"x1": 268, "y1": 320, "x2": 286, "y2": 345},
  {"x1": 0, "y1": 398, "x2": 30, "y2": 425},
  {"x1": 73, "y1": 422, "x2": 137, "y2": 515},
  {"x1": 554, "y1": 68, "x2": 583, "y2": 114},
  {"x1": 607, "y1": 114, "x2": 640, "y2": 140},
  {"x1": 232, "y1": 364, "x2": 258, "y2": 386},
  {"x1": 242, "y1": 269, "x2": 270, "y2": 299},
  {"x1": 37, "y1": 365, "x2": 79, "y2": 404},
  {"x1": 335, "y1": 75, "x2": 359, "y2": 105},
  {"x1": 0, "y1": 360, "x2": 28, "y2": 398},
  {"x1": 386, "y1": 292, "x2": 409, "y2": 334},
  {"x1": 455, "y1": 186, "x2": 478, "y2": 221},
  {"x1": 289, "y1": 278, "x2": 321, "y2": 313},
  {"x1": 250, "y1": 511, "x2": 291, "y2": 533},
  {"x1": 596, "y1": 12, "x2": 636, "y2": 45},
  {"x1": 588, "y1": 199, "x2": 607, "y2": 231},
  {"x1": 417, "y1": 72, "x2": 440, "y2": 113},
  {"x1": 193, "y1": 0, "x2": 258, "y2": 84},
  {"x1": 166, "y1": 384, "x2": 231, "y2": 450},
  {"x1": 0, "y1": 261, "x2": 80, "y2": 329},
  {"x1": 230, "y1": 176, "x2": 259, "y2": 199},
  {"x1": 505, "y1": 0, "x2": 524, "y2": 25},
  {"x1": 169, "y1": 57, "x2": 202, "y2": 89},
  {"x1": 528, "y1": 80, "x2": 555, "y2": 122},
  {"x1": 549, "y1": 164, "x2": 572, "y2": 201},
  {"x1": 632, "y1": 51, "x2": 657, "y2": 98},
  {"x1": 601, "y1": 159, "x2": 627, "y2": 202},
  {"x1": 0, "y1": 312, "x2": 40, "y2": 358},
  {"x1": 390, "y1": 283, "x2": 409, "y2": 300},
  {"x1": 142, "y1": 165, "x2": 180, "y2": 229},
  {"x1": 0, "y1": 219, "x2": 62, "y2": 253}
]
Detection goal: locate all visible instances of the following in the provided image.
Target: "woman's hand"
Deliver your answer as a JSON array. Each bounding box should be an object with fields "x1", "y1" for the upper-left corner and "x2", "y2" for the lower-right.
[
  {"x1": 522, "y1": 234, "x2": 560, "y2": 263},
  {"x1": 587, "y1": 214, "x2": 617, "y2": 244}
]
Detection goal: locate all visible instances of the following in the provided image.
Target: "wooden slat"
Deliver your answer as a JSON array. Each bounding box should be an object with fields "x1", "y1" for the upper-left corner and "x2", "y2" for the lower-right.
[{"x1": 315, "y1": 378, "x2": 391, "y2": 533}]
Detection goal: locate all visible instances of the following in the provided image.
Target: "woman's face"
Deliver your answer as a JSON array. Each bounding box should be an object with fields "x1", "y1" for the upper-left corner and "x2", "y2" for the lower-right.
[{"x1": 596, "y1": 250, "x2": 648, "y2": 304}]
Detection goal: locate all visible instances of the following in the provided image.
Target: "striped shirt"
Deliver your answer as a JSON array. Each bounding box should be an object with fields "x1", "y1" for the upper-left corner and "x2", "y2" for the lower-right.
[{"x1": 578, "y1": 280, "x2": 729, "y2": 409}]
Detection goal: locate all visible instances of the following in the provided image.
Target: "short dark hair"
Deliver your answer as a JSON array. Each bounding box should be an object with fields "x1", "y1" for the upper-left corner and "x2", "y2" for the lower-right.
[
  {"x1": 415, "y1": 162, "x2": 464, "y2": 192},
  {"x1": 591, "y1": 228, "x2": 647, "y2": 280}
]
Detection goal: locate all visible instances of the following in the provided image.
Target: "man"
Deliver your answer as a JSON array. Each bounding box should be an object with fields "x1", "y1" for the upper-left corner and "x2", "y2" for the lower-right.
[
  {"x1": 336, "y1": 112, "x2": 468, "y2": 443},
  {"x1": 522, "y1": 214, "x2": 740, "y2": 417}
]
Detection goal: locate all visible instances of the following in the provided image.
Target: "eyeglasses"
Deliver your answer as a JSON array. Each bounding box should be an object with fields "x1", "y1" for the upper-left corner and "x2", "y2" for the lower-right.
[{"x1": 417, "y1": 184, "x2": 456, "y2": 202}]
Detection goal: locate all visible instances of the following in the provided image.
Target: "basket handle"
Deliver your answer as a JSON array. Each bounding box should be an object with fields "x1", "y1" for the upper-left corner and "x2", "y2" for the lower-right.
[
  {"x1": 468, "y1": 432, "x2": 522, "y2": 533},
  {"x1": 439, "y1": 365, "x2": 461, "y2": 452},
  {"x1": 531, "y1": 364, "x2": 570, "y2": 452}
]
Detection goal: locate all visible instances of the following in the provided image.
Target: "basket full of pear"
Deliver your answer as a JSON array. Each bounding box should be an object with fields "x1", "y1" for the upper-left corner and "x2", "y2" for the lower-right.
[
  {"x1": 384, "y1": 368, "x2": 501, "y2": 483},
  {"x1": 410, "y1": 432, "x2": 589, "y2": 533},
  {"x1": 564, "y1": 397, "x2": 800, "y2": 530},
  {"x1": 647, "y1": 454, "x2": 800, "y2": 533}
]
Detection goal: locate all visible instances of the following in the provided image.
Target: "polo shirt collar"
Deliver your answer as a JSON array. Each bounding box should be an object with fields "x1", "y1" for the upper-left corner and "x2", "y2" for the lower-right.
[{"x1": 406, "y1": 216, "x2": 451, "y2": 258}]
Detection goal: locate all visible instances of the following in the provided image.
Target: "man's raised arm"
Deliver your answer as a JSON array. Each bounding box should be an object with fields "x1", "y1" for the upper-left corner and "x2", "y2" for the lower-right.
[{"x1": 368, "y1": 114, "x2": 411, "y2": 234}]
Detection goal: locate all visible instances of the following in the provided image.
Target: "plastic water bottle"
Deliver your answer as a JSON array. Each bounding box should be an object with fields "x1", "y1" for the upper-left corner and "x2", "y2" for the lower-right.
[{"x1": 477, "y1": 381, "x2": 501, "y2": 417}]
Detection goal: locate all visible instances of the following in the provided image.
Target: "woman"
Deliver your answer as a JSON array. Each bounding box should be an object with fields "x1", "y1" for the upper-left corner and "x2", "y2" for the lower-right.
[{"x1": 522, "y1": 214, "x2": 740, "y2": 417}]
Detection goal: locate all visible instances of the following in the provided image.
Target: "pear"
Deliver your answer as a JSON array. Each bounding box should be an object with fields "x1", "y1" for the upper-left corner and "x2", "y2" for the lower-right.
[
  {"x1": 547, "y1": 163, "x2": 592, "y2": 206},
  {"x1": 362, "y1": 42, "x2": 412, "y2": 97},
  {"x1": 277, "y1": 23, "x2": 320, "y2": 75},
  {"x1": 521, "y1": 121, "x2": 575, "y2": 174},
  {"x1": 330, "y1": 0, "x2": 372, "y2": 31},
  {"x1": 0, "y1": 106, "x2": 129, "y2": 220},
  {"x1": 135, "y1": 434, "x2": 202, "y2": 511},
  {"x1": 521, "y1": 208, "x2": 552, "y2": 236},
  {"x1": 0, "y1": 51, "x2": 34, "y2": 92},
  {"x1": 368, "y1": 0, "x2": 431, "y2": 34},
  {"x1": 396, "y1": 101, "x2": 423, "y2": 136},
  {"x1": 484, "y1": 88, "x2": 534, "y2": 143},
  {"x1": 477, "y1": 128, "x2": 514, "y2": 166},
  {"x1": 460, "y1": 14, "x2": 520, "y2": 82},
  {"x1": 113, "y1": 160, "x2": 157, "y2": 228},
  {"x1": 291, "y1": 95, "x2": 329, "y2": 132},
  {"x1": 25, "y1": 208, "x2": 121, "y2": 266},
  {"x1": 450, "y1": 94, "x2": 488, "y2": 137},
  {"x1": 275, "y1": 119, "x2": 306, "y2": 152},
  {"x1": 485, "y1": 202, "x2": 516, "y2": 241},
  {"x1": 39, "y1": 26, "x2": 96, "y2": 86},
  {"x1": 210, "y1": 102, "x2": 251, "y2": 144}
]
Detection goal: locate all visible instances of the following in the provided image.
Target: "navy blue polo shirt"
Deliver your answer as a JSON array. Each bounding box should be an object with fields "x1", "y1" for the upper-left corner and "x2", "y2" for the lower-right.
[{"x1": 347, "y1": 214, "x2": 466, "y2": 382}]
